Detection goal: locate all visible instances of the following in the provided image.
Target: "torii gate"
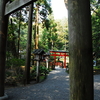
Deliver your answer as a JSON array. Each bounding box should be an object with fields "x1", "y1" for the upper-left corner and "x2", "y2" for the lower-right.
[
  {"x1": 0, "y1": 0, "x2": 37, "y2": 99},
  {"x1": 0, "y1": 0, "x2": 94, "y2": 100},
  {"x1": 50, "y1": 50, "x2": 69, "y2": 68}
]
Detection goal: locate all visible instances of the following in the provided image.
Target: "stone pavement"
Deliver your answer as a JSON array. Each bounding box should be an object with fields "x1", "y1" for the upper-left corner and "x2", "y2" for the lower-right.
[{"x1": 5, "y1": 66, "x2": 100, "y2": 100}]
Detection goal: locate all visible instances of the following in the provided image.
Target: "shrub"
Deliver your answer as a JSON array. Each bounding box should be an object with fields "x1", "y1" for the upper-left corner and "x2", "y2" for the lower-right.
[
  {"x1": 5, "y1": 58, "x2": 25, "y2": 86},
  {"x1": 30, "y1": 66, "x2": 49, "y2": 80},
  {"x1": 39, "y1": 66, "x2": 49, "y2": 75},
  {"x1": 6, "y1": 58, "x2": 25, "y2": 69}
]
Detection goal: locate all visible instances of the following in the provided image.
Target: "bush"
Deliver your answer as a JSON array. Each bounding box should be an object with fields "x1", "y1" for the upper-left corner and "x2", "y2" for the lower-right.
[
  {"x1": 5, "y1": 58, "x2": 25, "y2": 86},
  {"x1": 6, "y1": 58, "x2": 25, "y2": 69},
  {"x1": 30, "y1": 66, "x2": 49, "y2": 80},
  {"x1": 39, "y1": 66, "x2": 49, "y2": 75}
]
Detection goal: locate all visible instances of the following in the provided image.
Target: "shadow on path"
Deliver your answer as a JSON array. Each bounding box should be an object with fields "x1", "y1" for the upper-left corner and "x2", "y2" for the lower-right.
[
  {"x1": 6, "y1": 67, "x2": 69, "y2": 100},
  {"x1": 5, "y1": 66, "x2": 100, "y2": 100}
]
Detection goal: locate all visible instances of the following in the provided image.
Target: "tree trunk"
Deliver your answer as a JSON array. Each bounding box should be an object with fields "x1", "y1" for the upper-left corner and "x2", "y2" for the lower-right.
[
  {"x1": 68, "y1": 0, "x2": 94, "y2": 100},
  {"x1": 35, "y1": 5, "x2": 39, "y2": 49},
  {"x1": 64, "y1": 0, "x2": 68, "y2": 9},
  {"x1": 0, "y1": 0, "x2": 9, "y2": 97},
  {"x1": 10, "y1": 18, "x2": 17, "y2": 57},
  {"x1": 25, "y1": 3, "x2": 33, "y2": 84}
]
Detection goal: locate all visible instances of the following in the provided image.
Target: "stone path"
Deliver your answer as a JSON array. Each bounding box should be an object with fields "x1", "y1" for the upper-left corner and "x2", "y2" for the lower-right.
[
  {"x1": 94, "y1": 75, "x2": 100, "y2": 100},
  {"x1": 5, "y1": 66, "x2": 100, "y2": 100},
  {"x1": 6, "y1": 67, "x2": 69, "y2": 100}
]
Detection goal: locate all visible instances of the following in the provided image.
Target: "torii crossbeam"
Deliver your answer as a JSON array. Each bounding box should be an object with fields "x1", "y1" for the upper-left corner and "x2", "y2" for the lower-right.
[{"x1": 5, "y1": 0, "x2": 37, "y2": 15}]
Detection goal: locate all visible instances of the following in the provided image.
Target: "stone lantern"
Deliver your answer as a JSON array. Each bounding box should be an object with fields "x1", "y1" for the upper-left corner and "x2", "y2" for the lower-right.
[
  {"x1": 33, "y1": 49, "x2": 45, "y2": 82},
  {"x1": 44, "y1": 52, "x2": 50, "y2": 69}
]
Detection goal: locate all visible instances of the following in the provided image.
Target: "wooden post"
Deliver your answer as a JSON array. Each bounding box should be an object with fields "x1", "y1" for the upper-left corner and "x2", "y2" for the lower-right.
[
  {"x1": 64, "y1": 55, "x2": 66, "y2": 68},
  {"x1": 36, "y1": 60, "x2": 40, "y2": 83},
  {"x1": 54, "y1": 53, "x2": 56, "y2": 69},
  {"x1": 68, "y1": 0, "x2": 94, "y2": 100},
  {"x1": 25, "y1": 3, "x2": 33, "y2": 84},
  {"x1": 0, "y1": 0, "x2": 9, "y2": 98}
]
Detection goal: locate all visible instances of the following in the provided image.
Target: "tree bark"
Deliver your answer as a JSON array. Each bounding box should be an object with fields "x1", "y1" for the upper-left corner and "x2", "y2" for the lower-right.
[
  {"x1": 64, "y1": 0, "x2": 68, "y2": 9},
  {"x1": 0, "y1": 0, "x2": 9, "y2": 96},
  {"x1": 68, "y1": 0, "x2": 94, "y2": 100},
  {"x1": 35, "y1": 5, "x2": 39, "y2": 49}
]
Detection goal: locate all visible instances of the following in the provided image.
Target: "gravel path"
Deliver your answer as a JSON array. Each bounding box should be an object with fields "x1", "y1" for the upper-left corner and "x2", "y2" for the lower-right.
[
  {"x1": 5, "y1": 66, "x2": 100, "y2": 100},
  {"x1": 94, "y1": 75, "x2": 100, "y2": 100},
  {"x1": 6, "y1": 67, "x2": 69, "y2": 100}
]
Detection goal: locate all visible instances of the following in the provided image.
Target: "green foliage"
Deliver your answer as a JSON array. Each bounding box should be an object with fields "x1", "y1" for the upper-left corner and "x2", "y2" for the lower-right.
[
  {"x1": 30, "y1": 65, "x2": 49, "y2": 81},
  {"x1": 91, "y1": 0, "x2": 100, "y2": 58},
  {"x1": 39, "y1": 16, "x2": 69, "y2": 51},
  {"x1": 7, "y1": 14, "x2": 28, "y2": 58},
  {"x1": 39, "y1": 16, "x2": 59, "y2": 51},
  {"x1": 31, "y1": 66, "x2": 49, "y2": 74},
  {"x1": 6, "y1": 58, "x2": 25, "y2": 68},
  {"x1": 35, "y1": 0, "x2": 52, "y2": 27},
  {"x1": 5, "y1": 58, "x2": 25, "y2": 86},
  {"x1": 93, "y1": 66, "x2": 100, "y2": 69},
  {"x1": 39, "y1": 66, "x2": 49, "y2": 74}
]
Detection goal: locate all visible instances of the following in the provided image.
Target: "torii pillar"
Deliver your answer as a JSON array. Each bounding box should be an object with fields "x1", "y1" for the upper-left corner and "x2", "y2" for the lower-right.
[
  {"x1": 0, "y1": 0, "x2": 9, "y2": 99},
  {"x1": 68, "y1": 0, "x2": 94, "y2": 100}
]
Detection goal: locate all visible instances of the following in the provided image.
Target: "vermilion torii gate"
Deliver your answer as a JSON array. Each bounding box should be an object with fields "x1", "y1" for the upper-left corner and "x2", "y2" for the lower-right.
[
  {"x1": 50, "y1": 50, "x2": 69, "y2": 68},
  {"x1": 0, "y1": 0, "x2": 37, "y2": 99}
]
